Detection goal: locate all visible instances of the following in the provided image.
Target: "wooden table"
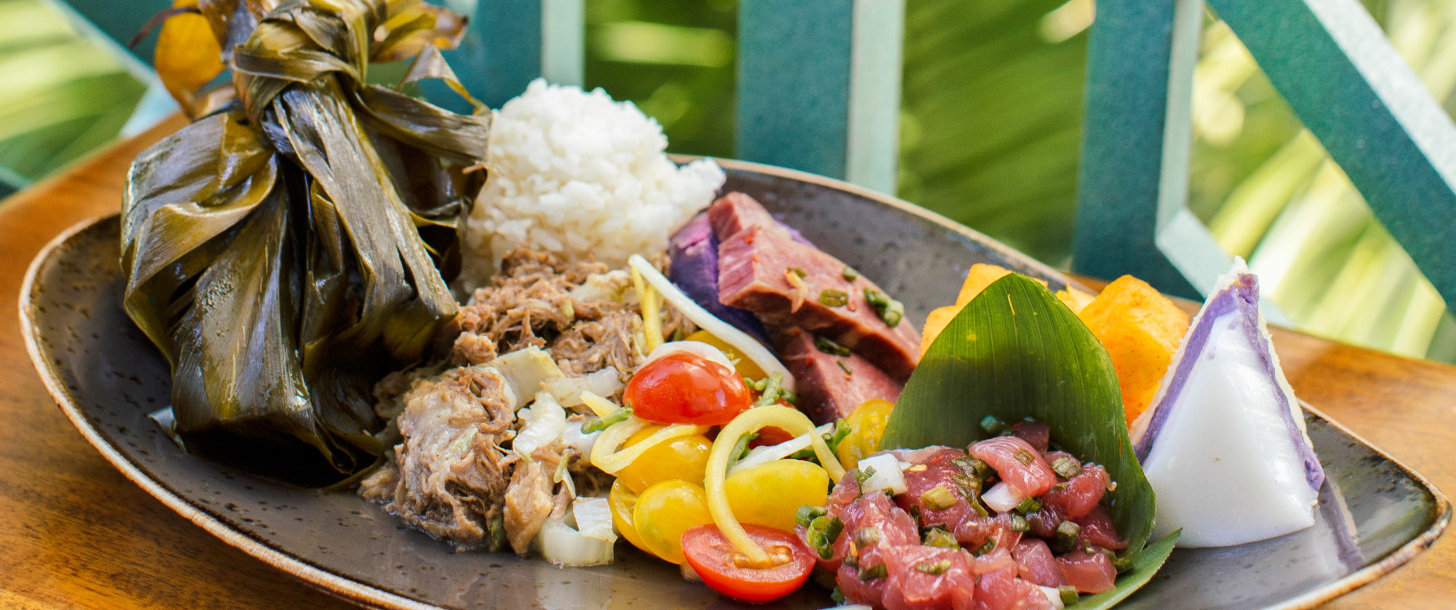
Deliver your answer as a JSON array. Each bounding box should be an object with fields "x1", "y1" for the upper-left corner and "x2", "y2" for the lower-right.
[{"x1": 1, "y1": 119, "x2": 1453, "y2": 609}]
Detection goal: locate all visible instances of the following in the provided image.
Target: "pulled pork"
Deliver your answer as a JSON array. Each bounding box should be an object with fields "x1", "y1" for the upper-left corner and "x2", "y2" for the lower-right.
[
  {"x1": 451, "y1": 246, "x2": 694, "y2": 377},
  {"x1": 359, "y1": 366, "x2": 518, "y2": 550},
  {"x1": 363, "y1": 246, "x2": 678, "y2": 552}
]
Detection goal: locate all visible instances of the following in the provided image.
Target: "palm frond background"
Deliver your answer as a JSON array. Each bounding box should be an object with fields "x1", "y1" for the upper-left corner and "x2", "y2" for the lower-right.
[{"x1": 7, "y1": 0, "x2": 1454, "y2": 362}]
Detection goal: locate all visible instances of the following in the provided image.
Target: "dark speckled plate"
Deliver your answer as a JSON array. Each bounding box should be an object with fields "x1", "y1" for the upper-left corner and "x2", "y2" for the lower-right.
[{"x1": 20, "y1": 160, "x2": 1449, "y2": 609}]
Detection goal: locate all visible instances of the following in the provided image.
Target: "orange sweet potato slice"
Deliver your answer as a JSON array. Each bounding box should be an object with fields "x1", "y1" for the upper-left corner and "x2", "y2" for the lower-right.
[{"x1": 1076, "y1": 276, "x2": 1190, "y2": 425}]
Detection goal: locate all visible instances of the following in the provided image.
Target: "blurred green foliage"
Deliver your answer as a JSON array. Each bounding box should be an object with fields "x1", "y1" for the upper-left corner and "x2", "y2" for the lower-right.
[
  {"x1": 8, "y1": 0, "x2": 1453, "y2": 361},
  {"x1": 0, "y1": 0, "x2": 147, "y2": 200}
]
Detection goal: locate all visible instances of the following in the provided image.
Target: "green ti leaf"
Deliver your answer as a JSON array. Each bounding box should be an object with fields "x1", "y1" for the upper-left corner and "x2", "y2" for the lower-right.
[{"x1": 880, "y1": 273, "x2": 1156, "y2": 556}]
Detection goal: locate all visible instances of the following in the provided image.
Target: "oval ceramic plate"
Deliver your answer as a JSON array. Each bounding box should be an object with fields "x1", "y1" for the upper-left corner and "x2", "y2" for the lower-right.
[{"x1": 21, "y1": 160, "x2": 1449, "y2": 609}]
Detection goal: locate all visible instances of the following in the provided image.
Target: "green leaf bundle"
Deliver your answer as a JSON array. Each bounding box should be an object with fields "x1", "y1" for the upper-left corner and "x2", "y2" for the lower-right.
[
  {"x1": 120, "y1": 0, "x2": 487, "y2": 484},
  {"x1": 881, "y1": 273, "x2": 1170, "y2": 602}
]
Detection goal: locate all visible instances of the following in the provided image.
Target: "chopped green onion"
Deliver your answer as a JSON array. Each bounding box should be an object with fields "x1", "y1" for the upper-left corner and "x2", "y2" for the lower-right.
[
  {"x1": 813, "y1": 335, "x2": 852, "y2": 356},
  {"x1": 951, "y1": 472, "x2": 982, "y2": 500},
  {"x1": 818, "y1": 289, "x2": 850, "y2": 307},
  {"x1": 789, "y1": 267, "x2": 807, "y2": 278},
  {"x1": 836, "y1": 359, "x2": 854, "y2": 377},
  {"x1": 796, "y1": 505, "x2": 827, "y2": 527},
  {"x1": 853, "y1": 466, "x2": 877, "y2": 487},
  {"x1": 920, "y1": 485, "x2": 957, "y2": 510},
  {"x1": 842, "y1": 266, "x2": 860, "y2": 281},
  {"x1": 1014, "y1": 449, "x2": 1035, "y2": 465},
  {"x1": 952, "y1": 455, "x2": 991, "y2": 479},
  {"x1": 1015, "y1": 496, "x2": 1042, "y2": 514},
  {"x1": 975, "y1": 539, "x2": 996, "y2": 556},
  {"x1": 806, "y1": 515, "x2": 844, "y2": 559},
  {"x1": 825, "y1": 421, "x2": 852, "y2": 453},
  {"x1": 922, "y1": 527, "x2": 958, "y2": 549},
  {"x1": 1112, "y1": 551, "x2": 1135, "y2": 573},
  {"x1": 854, "y1": 526, "x2": 882, "y2": 548},
  {"x1": 858, "y1": 563, "x2": 888, "y2": 581},
  {"x1": 864, "y1": 288, "x2": 904, "y2": 327},
  {"x1": 728, "y1": 432, "x2": 758, "y2": 464},
  {"x1": 979, "y1": 415, "x2": 1007, "y2": 436},
  {"x1": 751, "y1": 372, "x2": 794, "y2": 406},
  {"x1": 1058, "y1": 585, "x2": 1079, "y2": 605},
  {"x1": 1009, "y1": 513, "x2": 1029, "y2": 532},
  {"x1": 831, "y1": 588, "x2": 846, "y2": 605},
  {"x1": 915, "y1": 559, "x2": 953, "y2": 575},
  {"x1": 1053, "y1": 520, "x2": 1082, "y2": 553},
  {"x1": 582, "y1": 407, "x2": 632, "y2": 433},
  {"x1": 1051, "y1": 455, "x2": 1082, "y2": 478}
]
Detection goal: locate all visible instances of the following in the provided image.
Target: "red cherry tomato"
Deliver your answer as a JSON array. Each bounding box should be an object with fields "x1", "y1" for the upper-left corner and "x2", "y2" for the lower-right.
[
  {"x1": 624, "y1": 352, "x2": 752, "y2": 425},
  {"x1": 681, "y1": 524, "x2": 815, "y2": 603}
]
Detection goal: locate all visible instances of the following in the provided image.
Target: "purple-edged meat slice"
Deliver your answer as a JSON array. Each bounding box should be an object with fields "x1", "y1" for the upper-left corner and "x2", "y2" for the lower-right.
[
  {"x1": 1135, "y1": 260, "x2": 1324, "y2": 547},
  {"x1": 712, "y1": 196, "x2": 920, "y2": 380},
  {"x1": 667, "y1": 212, "x2": 771, "y2": 345},
  {"x1": 776, "y1": 329, "x2": 902, "y2": 425}
]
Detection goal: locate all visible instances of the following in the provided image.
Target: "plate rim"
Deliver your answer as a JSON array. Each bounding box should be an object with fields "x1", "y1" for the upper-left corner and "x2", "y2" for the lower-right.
[{"x1": 18, "y1": 160, "x2": 1452, "y2": 609}]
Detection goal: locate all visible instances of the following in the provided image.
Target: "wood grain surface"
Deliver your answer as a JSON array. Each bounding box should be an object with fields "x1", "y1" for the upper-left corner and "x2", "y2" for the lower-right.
[{"x1": 1, "y1": 119, "x2": 1452, "y2": 609}]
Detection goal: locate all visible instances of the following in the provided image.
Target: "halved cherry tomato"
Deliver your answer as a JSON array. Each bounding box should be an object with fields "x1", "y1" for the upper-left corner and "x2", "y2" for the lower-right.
[
  {"x1": 608, "y1": 479, "x2": 649, "y2": 553},
  {"x1": 624, "y1": 351, "x2": 752, "y2": 425},
  {"x1": 725, "y1": 459, "x2": 830, "y2": 532},
  {"x1": 615, "y1": 426, "x2": 713, "y2": 493},
  {"x1": 681, "y1": 524, "x2": 815, "y2": 603},
  {"x1": 633, "y1": 480, "x2": 713, "y2": 564}
]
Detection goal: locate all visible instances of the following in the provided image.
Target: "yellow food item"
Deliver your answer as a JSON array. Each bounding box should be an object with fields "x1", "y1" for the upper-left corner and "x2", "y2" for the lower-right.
[
  {"x1": 632, "y1": 479, "x2": 714, "y2": 564},
  {"x1": 609, "y1": 479, "x2": 650, "y2": 553},
  {"x1": 685, "y1": 329, "x2": 766, "y2": 380},
  {"x1": 724, "y1": 460, "x2": 830, "y2": 531},
  {"x1": 923, "y1": 264, "x2": 1063, "y2": 356},
  {"x1": 1076, "y1": 275, "x2": 1190, "y2": 425},
  {"x1": 835, "y1": 398, "x2": 895, "y2": 470},
  {"x1": 614, "y1": 426, "x2": 713, "y2": 493}
]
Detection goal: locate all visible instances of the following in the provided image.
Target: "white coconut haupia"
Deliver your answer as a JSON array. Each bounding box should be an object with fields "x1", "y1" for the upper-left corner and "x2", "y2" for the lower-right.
[{"x1": 1131, "y1": 260, "x2": 1324, "y2": 548}]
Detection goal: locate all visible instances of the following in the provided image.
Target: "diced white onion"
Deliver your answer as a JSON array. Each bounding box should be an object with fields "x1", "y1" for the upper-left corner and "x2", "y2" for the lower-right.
[
  {"x1": 560, "y1": 418, "x2": 600, "y2": 457},
  {"x1": 645, "y1": 340, "x2": 734, "y2": 369},
  {"x1": 485, "y1": 347, "x2": 564, "y2": 410},
  {"x1": 1039, "y1": 586, "x2": 1066, "y2": 609},
  {"x1": 627, "y1": 254, "x2": 796, "y2": 392},
  {"x1": 571, "y1": 498, "x2": 617, "y2": 543},
  {"x1": 728, "y1": 423, "x2": 835, "y2": 476},
  {"x1": 856, "y1": 453, "x2": 908, "y2": 495},
  {"x1": 536, "y1": 515, "x2": 614, "y2": 567},
  {"x1": 544, "y1": 368, "x2": 623, "y2": 408},
  {"x1": 513, "y1": 392, "x2": 566, "y2": 457},
  {"x1": 982, "y1": 482, "x2": 1023, "y2": 513}
]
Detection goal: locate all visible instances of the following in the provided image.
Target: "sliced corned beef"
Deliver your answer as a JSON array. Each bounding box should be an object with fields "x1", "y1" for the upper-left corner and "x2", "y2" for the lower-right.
[
  {"x1": 777, "y1": 329, "x2": 902, "y2": 424},
  {"x1": 717, "y1": 222, "x2": 920, "y2": 380}
]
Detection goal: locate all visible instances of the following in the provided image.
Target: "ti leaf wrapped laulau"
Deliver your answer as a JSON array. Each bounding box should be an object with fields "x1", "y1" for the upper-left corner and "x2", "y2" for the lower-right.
[{"x1": 120, "y1": 0, "x2": 488, "y2": 484}]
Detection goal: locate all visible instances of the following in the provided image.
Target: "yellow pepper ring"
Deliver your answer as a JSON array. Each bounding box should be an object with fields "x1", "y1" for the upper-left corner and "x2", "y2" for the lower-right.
[{"x1": 704, "y1": 405, "x2": 847, "y2": 563}]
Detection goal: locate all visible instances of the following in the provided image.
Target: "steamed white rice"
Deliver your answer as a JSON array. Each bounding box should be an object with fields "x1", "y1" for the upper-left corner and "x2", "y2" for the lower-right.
[{"x1": 460, "y1": 79, "x2": 726, "y2": 287}]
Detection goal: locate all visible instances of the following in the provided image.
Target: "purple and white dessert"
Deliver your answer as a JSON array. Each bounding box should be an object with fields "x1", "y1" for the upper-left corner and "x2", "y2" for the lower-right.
[{"x1": 1132, "y1": 260, "x2": 1324, "y2": 547}]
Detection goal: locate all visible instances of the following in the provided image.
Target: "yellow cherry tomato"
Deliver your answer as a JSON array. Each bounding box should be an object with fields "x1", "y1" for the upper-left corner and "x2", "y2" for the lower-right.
[
  {"x1": 614, "y1": 426, "x2": 714, "y2": 494},
  {"x1": 835, "y1": 398, "x2": 895, "y2": 470},
  {"x1": 686, "y1": 330, "x2": 766, "y2": 381},
  {"x1": 608, "y1": 479, "x2": 649, "y2": 554},
  {"x1": 632, "y1": 480, "x2": 714, "y2": 564},
  {"x1": 725, "y1": 459, "x2": 831, "y2": 532}
]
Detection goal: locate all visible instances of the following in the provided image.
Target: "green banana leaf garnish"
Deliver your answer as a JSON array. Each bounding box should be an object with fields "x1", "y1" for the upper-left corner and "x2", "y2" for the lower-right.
[
  {"x1": 120, "y1": 0, "x2": 487, "y2": 485},
  {"x1": 880, "y1": 274, "x2": 1164, "y2": 594}
]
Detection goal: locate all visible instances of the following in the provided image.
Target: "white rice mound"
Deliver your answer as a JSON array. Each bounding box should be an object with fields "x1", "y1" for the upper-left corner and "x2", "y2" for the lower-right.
[{"x1": 460, "y1": 79, "x2": 726, "y2": 286}]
